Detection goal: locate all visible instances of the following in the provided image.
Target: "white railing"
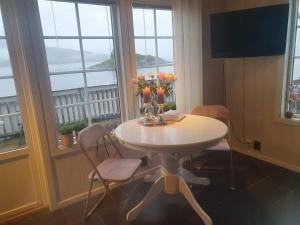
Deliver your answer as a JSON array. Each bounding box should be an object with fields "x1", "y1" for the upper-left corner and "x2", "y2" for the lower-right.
[{"x1": 0, "y1": 84, "x2": 175, "y2": 136}]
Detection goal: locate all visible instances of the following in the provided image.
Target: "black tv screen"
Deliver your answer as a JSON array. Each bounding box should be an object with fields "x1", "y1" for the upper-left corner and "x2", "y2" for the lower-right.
[{"x1": 211, "y1": 4, "x2": 289, "y2": 58}]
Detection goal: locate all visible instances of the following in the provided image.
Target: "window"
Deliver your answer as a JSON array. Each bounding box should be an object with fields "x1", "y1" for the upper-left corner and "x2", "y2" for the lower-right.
[
  {"x1": 0, "y1": 7, "x2": 26, "y2": 152},
  {"x1": 132, "y1": 6, "x2": 175, "y2": 106},
  {"x1": 38, "y1": 0, "x2": 121, "y2": 146},
  {"x1": 285, "y1": 1, "x2": 300, "y2": 117},
  {"x1": 133, "y1": 7, "x2": 174, "y2": 76}
]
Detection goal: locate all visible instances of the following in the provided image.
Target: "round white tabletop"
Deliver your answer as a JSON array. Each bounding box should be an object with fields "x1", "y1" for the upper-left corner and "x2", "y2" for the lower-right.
[{"x1": 115, "y1": 114, "x2": 228, "y2": 154}]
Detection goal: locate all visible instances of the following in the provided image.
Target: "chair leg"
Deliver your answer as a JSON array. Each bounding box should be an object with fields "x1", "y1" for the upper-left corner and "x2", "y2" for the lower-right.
[
  {"x1": 122, "y1": 177, "x2": 137, "y2": 212},
  {"x1": 85, "y1": 179, "x2": 107, "y2": 219},
  {"x1": 84, "y1": 179, "x2": 94, "y2": 218},
  {"x1": 229, "y1": 150, "x2": 235, "y2": 190}
]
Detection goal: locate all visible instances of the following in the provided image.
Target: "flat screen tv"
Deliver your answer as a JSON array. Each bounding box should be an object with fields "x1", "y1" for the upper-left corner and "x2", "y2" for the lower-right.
[{"x1": 211, "y1": 4, "x2": 289, "y2": 58}]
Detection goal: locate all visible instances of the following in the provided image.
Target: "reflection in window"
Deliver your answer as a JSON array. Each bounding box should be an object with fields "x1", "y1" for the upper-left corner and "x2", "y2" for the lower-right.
[
  {"x1": 38, "y1": 1, "x2": 121, "y2": 147},
  {"x1": 0, "y1": 7, "x2": 26, "y2": 153}
]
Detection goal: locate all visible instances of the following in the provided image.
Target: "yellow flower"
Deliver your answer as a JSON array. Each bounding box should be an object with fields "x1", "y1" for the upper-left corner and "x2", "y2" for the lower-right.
[{"x1": 149, "y1": 72, "x2": 156, "y2": 79}]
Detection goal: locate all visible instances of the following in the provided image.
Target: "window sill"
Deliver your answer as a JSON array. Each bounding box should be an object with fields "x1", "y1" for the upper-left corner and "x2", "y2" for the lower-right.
[
  {"x1": 0, "y1": 147, "x2": 28, "y2": 162},
  {"x1": 51, "y1": 135, "x2": 119, "y2": 158},
  {"x1": 275, "y1": 116, "x2": 300, "y2": 127}
]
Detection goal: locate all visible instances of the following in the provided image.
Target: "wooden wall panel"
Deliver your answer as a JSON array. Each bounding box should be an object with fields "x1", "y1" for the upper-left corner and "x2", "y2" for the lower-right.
[
  {"x1": 0, "y1": 156, "x2": 36, "y2": 213},
  {"x1": 224, "y1": 58, "x2": 245, "y2": 144},
  {"x1": 202, "y1": 0, "x2": 226, "y2": 105}
]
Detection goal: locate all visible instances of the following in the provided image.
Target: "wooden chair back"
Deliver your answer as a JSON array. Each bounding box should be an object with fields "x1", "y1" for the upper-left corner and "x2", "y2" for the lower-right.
[{"x1": 191, "y1": 105, "x2": 230, "y2": 126}]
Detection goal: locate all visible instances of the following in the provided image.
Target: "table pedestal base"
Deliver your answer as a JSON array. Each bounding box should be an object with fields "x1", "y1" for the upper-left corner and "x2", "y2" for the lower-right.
[{"x1": 127, "y1": 154, "x2": 213, "y2": 225}]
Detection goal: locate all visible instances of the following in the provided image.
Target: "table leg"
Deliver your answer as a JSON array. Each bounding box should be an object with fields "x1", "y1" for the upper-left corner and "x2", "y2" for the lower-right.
[
  {"x1": 144, "y1": 169, "x2": 161, "y2": 182},
  {"x1": 178, "y1": 176, "x2": 213, "y2": 225},
  {"x1": 178, "y1": 168, "x2": 210, "y2": 186},
  {"x1": 127, "y1": 154, "x2": 213, "y2": 225},
  {"x1": 127, "y1": 176, "x2": 164, "y2": 221}
]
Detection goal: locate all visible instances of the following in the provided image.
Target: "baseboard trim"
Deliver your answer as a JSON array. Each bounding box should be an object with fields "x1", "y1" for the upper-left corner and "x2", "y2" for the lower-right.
[
  {"x1": 232, "y1": 145, "x2": 300, "y2": 174},
  {"x1": 57, "y1": 165, "x2": 160, "y2": 209},
  {"x1": 0, "y1": 201, "x2": 43, "y2": 222}
]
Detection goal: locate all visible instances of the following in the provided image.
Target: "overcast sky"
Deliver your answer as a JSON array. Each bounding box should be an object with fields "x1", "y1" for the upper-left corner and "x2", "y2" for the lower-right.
[{"x1": 37, "y1": 0, "x2": 173, "y2": 61}]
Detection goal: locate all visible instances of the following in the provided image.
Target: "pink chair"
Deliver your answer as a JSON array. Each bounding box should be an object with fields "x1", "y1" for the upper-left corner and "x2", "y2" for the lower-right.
[
  {"x1": 78, "y1": 123, "x2": 142, "y2": 218},
  {"x1": 191, "y1": 105, "x2": 234, "y2": 190}
]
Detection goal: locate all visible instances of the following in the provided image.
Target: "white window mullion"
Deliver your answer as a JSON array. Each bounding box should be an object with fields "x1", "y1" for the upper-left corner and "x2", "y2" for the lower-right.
[{"x1": 74, "y1": 2, "x2": 91, "y2": 124}]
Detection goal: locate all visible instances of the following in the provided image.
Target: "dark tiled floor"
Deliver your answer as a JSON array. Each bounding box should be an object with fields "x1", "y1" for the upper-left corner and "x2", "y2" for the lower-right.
[{"x1": 3, "y1": 152, "x2": 300, "y2": 225}]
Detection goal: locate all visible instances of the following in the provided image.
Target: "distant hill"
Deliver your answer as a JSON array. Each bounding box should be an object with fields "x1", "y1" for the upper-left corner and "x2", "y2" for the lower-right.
[
  {"x1": 45, "y1": 47, "x2": 108, "y2": 64},
  {"x1": 0, "y1": 45, "x2": 109, "y2": 66},
  {"x1": 89, "y1": 53, "x2": 170, "y2": 70},
  {"x1": 0, "y1": 43, "x2": 170, "y2": 69}
]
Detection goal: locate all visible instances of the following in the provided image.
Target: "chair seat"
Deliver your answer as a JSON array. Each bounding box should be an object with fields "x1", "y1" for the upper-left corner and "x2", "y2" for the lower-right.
[
  {"x1": 88, "y1": 158, "x2": 141, "y2": 181},
  {"x1": 207, "y1": 139, "x2": 230, "y2": 151}
]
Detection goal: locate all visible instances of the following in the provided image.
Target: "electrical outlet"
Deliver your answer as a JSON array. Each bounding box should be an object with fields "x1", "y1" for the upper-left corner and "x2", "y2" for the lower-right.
[
  {"x1": 253, "y1": 141, "x2": 261, "y2": 151},
  {"x1": 245, "y1": 139, "x2": 252, "y2": 147}
]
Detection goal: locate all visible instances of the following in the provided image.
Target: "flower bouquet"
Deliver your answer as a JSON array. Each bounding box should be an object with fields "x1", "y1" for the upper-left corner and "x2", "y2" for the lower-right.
[{"x1": 131, "y1": 72, "x2": 176, "y2": 124}]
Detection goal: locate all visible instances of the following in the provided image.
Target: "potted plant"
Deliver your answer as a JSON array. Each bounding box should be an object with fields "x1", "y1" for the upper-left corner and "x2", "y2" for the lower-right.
[
  {"x1": 73, "y1": 120, "x2": 88, "y2": 142},
  {"x1": 59, "y1": 123, "x2": 74, "y2": 147}
]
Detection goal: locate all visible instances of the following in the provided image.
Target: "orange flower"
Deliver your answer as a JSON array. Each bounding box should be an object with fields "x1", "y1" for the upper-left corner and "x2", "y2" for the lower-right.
[
  {"x1": 157, "y1": 72, "x2": 165, "y2": 80},
  {"x1": 137, "y1": 75, "x2": 145, "y2": 81},
  {"x1": 165, "y1": 73, "x2": 173, "y2": 81},
  {"x1": 169, "y1": 74, "x2": 177, "y2": 81},
  {"x1": 149, "y1": 72, "x2": 156, "y2": 79}
]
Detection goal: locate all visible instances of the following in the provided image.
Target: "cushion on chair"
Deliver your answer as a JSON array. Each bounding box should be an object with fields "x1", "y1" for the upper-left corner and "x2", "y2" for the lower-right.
[
  {"x1": 88, "y1": 158, "x2": 142, "y2": 181},
  {"x1": 207, "y1": 139, "x2": 230, "y2": 151}
]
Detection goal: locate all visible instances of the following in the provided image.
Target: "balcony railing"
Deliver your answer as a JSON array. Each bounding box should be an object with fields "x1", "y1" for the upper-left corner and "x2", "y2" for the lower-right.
[{"x1": 0, "y1": 84, "x2": 176, "y2": 136}]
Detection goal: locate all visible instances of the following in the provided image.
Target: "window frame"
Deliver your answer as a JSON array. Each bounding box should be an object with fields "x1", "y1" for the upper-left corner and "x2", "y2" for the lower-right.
[
  {"x1": 284, "y1": 0, "x2": 300, "y2": 119},
  {"x1": 36, "y1": 0, "x2": 125, "y2": 154},
  {"x1": 0, "y1": 8, "x2": 28, "y2": 155},
  {"x1": 133, "y1": 6, "x2": 174, "y2": 74}
]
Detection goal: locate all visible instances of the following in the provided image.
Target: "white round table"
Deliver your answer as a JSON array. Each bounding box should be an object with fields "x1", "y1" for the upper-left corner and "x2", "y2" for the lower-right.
[{"x1": 115, "y1": 115, "x2": 228, "y2": 225}]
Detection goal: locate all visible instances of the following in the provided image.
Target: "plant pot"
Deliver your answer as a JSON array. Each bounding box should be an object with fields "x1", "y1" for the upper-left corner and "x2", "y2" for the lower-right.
[
  {"x1": 61, "y1": 134, "x2": 73, "y2": 147},
  {"x1": 284, "y1": 111, "x2": 293, "y2": 119}
]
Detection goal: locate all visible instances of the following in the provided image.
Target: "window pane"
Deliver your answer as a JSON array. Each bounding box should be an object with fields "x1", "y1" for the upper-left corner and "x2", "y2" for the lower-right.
[
  {"x1": 0, "y1": 79, "x2": 26, "y2": 152},
  {"x1": 159, "y1": 65, "x2": 174, "y2": 74},
  {"x1": 50, "y1": 73, "x2": 84, "y2": 91},
  {"x1": 293, "y1": 58, "x2": 300, "y2": 81},
  {"x1": 156, "y1": 10, "x2": 173, "y2": 36},
  {"x1": 137, "y1": 67, "x2": 156, "y2": 79},
  {"x1": 51, "y1": 73, "x2": 87, "y2": 126},
  {"x1": 135, "y1": 39, "x2": 156, "y2": 67},
  {"x1": 38, "y1": 2, "x2": 121, "y2": 146},
  {"x1": 78, "y1": 4, "x2": 112, "y2": 36},
  {"x1": 0, "y1": 78, "x2": 17, "y2": 98},
  {"x1": 82, "y1": 39, "x2": 114, "y2": 70},
  {"x1": 294, "y1": 29, "x2": 300, "y2": 56},
  {"x1": 38, "y1": 0, "x2": 78, "y2": 36},
  {"x1": 0, "y1": 39, "x2": 13, "y2": 76},
  {"x1": 0, "y1": 7, "x2": 4, "y2": 36},
  {"x1": 87, "y1": 72, "x2": 120, "y2": 130},
  {"x1": 157, "y1": 39, "x2": 173, "y2": 64},
  {"x1": 86, "y1": 71, "x2": 117, "y2": 87},
  {"x1": 133, "y1": 8, "x2": 154, "y2": 36},
  {"x1": 44, "y1": 39, "x2": 82, "y2": 73}
]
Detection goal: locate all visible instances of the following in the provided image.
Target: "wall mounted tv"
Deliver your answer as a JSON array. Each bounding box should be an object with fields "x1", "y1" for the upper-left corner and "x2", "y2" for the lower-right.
[{"x1": 211, "y1": 4, "x2": 289, "y2": 58}]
